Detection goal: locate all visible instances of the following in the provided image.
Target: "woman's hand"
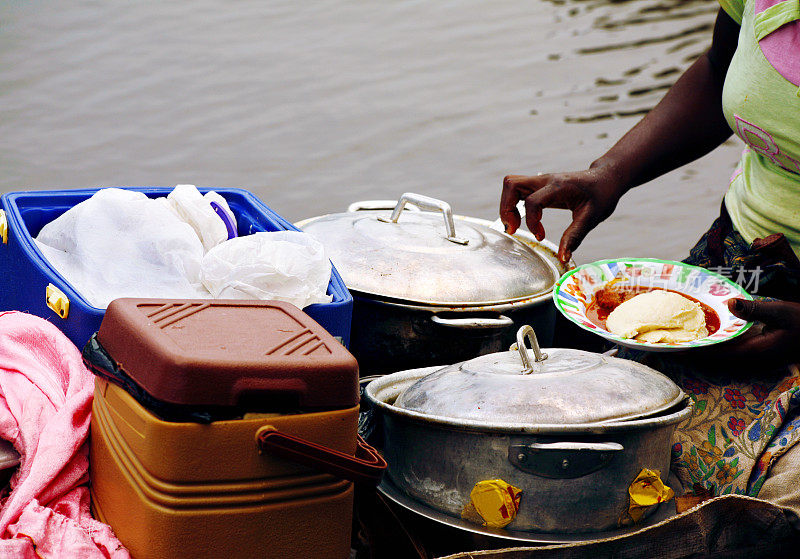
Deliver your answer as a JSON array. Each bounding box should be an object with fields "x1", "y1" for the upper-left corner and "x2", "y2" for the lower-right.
[
  {"x1": 500, "y1": 166, "x2": 626, "y2": 263},
  {"x1": 725, "y1": 298, "x2": 800, "y2": 368}
]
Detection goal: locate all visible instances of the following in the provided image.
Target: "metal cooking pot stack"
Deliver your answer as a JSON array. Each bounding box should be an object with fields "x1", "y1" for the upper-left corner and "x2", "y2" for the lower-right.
[{"x1": 300, "y1": 193, "x2": 688, "y2": 536}]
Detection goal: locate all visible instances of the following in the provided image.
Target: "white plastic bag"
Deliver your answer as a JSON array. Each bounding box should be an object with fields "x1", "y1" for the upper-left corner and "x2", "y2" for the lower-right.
[
  {"x1": 201, "y1": 231, "x2": 333, "y2": 308},
  {"x1": 34, "y1": 186, "x2": 333, "y2": 310},
  {"x1": 159, "y1": 184, "x2": 237, "y2": 252}
]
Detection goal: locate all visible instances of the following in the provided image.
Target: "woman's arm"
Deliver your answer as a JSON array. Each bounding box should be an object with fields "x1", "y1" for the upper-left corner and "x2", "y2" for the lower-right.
[
  {"x1": 500, "y1": 9, "x2": 741, "y2": 263},
  {"x1": 592, "y1": 8, "x2": 740, "y2": 188}
]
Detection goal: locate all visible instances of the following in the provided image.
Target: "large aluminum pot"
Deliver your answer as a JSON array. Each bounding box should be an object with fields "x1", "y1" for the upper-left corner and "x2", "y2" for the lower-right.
[
  {"x1": 297, "y1": 193, "x2": 570, "y2": 374},
  {"x1": 365, "y1": 326, "x2": 691, "y2": 533}
]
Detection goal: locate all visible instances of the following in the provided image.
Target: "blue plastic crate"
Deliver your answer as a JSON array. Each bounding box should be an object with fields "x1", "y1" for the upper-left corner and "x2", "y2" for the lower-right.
[{"x1": 0, "y1": 187, "x2": 352, "y2": 349}]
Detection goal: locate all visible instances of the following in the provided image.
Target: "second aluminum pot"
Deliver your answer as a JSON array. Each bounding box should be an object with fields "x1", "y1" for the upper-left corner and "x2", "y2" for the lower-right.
[
  {"x1": 298, "y1": 193, "x2": 570, "y2": 374},
  {"x1": 365, "y1": 327, "x2": 692, "y2": 533}
]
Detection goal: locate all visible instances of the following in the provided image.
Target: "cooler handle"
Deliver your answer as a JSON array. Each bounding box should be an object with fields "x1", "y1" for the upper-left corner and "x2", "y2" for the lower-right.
[
  {"x1": 0, "y1": 209, "x2": 7, "y2": 244},
  {"x1": 255, "y1": 426, "x2": 387, "y2": 485},
  {"x1": 46, "y1": 283, "x2": 70, "y2": 319}
]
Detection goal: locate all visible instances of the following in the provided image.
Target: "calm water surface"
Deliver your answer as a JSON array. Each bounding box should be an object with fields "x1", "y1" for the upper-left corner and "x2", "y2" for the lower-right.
[{"x1": 0, "y1": 0, "x2": 743, "y2": 263}]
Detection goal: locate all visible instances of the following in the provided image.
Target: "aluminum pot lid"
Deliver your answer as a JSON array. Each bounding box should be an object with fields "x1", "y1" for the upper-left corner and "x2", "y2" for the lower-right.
[
  {"x1": 394, "y1": 326, "x2": 685, "y2": 425},
  {"x1": 298, "y1": 193, "x2": 559, "y2": 305}
]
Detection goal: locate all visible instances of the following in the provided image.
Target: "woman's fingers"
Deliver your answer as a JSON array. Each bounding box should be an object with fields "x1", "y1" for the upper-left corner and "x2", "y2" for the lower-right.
[
  {"x1": 523, "y1": 184, "x2": 562, "y2": 242},
  {"x1": 726, "y1": 328, "x2": 782, "y2": 353},
  {"x1": 720, "y1": 330, "x2": 796, "y2": 370},
  {"x1": 559, "y1": 214, "x2": 590, "y2": 264},
  {"x1": 499, "y1": 175, "x2": 525, "y2": 234},
  {"x1": 717, "y1": 298, "x2": 800, "y2": 368},
  {"x1": 500, "y1": 172, "x2": 601, "y2": 261},
  {"x1": 728, "y1": 299, "x2": 800, "y2": 329},
  {"x1": 500, "y1": 174, "x2": 548, "y2": 235}
]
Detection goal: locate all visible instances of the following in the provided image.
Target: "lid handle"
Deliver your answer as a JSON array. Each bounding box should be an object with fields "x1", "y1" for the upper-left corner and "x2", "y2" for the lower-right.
[
  {"x1": 515, "y1": 325, "x2": 548, "y2": 374},
  {"x1": 377, "y1": 193, "x2": 469, "y2": 245},
  {"x1": 347, "y1": 199, "x2": 422, "y2": 212}
]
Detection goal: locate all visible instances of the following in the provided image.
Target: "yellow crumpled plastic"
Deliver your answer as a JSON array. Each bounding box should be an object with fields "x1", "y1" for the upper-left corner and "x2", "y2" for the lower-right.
[
  {"x1": 460, "y1": 479, "x2": 523, "y2": 528},
  {"x1": 620, "y1": 468, "x2": 675, "y2": 525}
]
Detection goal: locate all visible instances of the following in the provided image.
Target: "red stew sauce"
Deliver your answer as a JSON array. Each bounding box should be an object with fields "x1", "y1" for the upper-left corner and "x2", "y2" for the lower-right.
[{"x1": 586, "y1": 286, "x2": 720, "y2": 335}]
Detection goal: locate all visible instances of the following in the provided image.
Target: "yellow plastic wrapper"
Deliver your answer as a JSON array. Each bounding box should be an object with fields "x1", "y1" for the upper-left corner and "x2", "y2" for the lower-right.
[
  {"x1": 619, "y1": 468, "x2": 675, "y2": 526},
  {"x1": 460, "y1": 479, "x2": 522, "y2": 528}
]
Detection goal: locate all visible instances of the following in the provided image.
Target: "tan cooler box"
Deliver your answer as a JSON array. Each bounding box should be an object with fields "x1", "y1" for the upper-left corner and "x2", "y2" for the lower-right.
[{"x1": 86, "y1": 299, "x2": 384, "y2": 559}]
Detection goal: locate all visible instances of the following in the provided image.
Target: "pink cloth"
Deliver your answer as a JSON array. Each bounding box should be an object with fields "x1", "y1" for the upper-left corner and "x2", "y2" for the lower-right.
[{"x1": 0, "y1": 312, "x2": 128, "y2": 558}]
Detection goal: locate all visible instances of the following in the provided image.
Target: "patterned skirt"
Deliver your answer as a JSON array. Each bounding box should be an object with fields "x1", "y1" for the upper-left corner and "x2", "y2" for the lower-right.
[{"x1": 629, "y1": 203, "x2": 800, "y2": 498}]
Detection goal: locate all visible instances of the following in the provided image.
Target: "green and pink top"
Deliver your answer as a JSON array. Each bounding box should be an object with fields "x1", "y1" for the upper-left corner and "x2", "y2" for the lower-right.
[{"x1": 720, "y1": 0, "x2": 800, "y2": 258}]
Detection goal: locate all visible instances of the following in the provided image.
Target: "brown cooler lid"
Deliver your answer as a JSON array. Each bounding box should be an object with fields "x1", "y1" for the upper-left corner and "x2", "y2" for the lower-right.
[{"x1": 97, "y1": 299, "x2": 359, "y2": 409}]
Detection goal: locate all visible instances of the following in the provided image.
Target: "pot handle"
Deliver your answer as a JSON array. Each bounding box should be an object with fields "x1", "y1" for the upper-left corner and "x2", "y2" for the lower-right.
[
  {"x1": 431, "y1": 314, "x2": 514, "y2": 329},
  {"x1": 256, "y1": 426, "x2": 387, "y2": 485},
  {"x1": 377, "y1": 193, "x2": 469, "y2": 245},
  {"x1": 508, "y1": 441, "x2": 624, "y2": 479}
]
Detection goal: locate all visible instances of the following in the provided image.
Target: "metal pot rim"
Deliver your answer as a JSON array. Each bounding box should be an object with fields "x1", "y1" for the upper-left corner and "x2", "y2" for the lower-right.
[
  {"x1": 365, "y1": 368, "x2": 693, "y2": 435},
  {"x1": 351, "y1": 288, "x2": 552, "y2": 310}
]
